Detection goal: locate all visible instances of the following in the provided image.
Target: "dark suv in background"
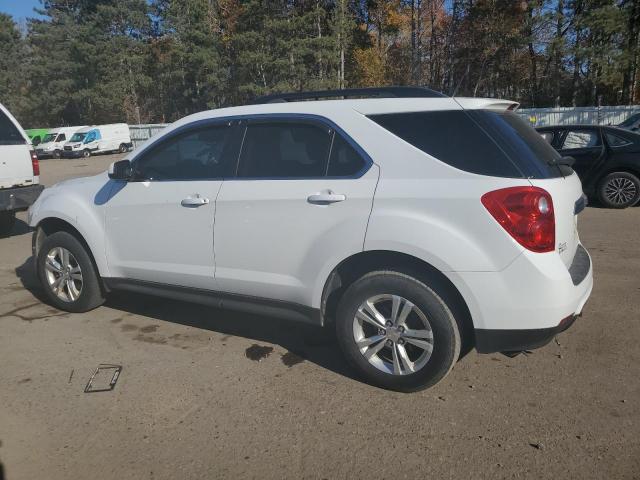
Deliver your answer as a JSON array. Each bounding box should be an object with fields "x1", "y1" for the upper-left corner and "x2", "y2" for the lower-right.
[{"x1": 537, "y1": 125, "x2": 640, "y2": 208}]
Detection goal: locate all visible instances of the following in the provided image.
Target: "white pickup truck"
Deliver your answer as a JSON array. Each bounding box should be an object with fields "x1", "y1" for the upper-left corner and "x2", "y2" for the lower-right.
[{"x1": 0, "y1": 103, "x2": 44, "y2": 235}]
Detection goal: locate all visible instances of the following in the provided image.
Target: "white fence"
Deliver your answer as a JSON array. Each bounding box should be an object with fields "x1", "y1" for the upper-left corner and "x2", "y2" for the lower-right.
[
  {"x1": 127, "y1": 105, "x2": 640, "y2": 147},
  {"x1": 516, "y1": 105, "x2": 640, "y2": 127}
]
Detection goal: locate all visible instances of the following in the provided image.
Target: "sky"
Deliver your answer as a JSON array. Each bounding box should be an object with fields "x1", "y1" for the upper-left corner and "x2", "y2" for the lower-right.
[{"x1": 0, "y1": 0, "x2": 45, "y2": 21}]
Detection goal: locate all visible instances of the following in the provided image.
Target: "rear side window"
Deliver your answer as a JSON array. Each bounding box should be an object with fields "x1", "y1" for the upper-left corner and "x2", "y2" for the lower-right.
[
  {"x1": 237, "y1": 122, "x2": 332, "y2": 178},
  {"x1": 561, "y1": 130, "x2": 601, "y2": 149},
  {"x1": 0, "y1": 110, "x2": 25, "y2": 145},
  {"x1": 328, "y1": 134, "x2": 365, "y2": 176},
  {"x1": 605, "y1": 131, "x2": 632, "y2": 147},
  {"x1": 369, "y1": 110, "x2": 563, "y2": 178}
]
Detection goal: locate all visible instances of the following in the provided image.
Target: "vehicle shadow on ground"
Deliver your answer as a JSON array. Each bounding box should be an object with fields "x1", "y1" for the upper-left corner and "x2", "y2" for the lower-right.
[
  {"x1": 15, "y1": 256, "x2": 359, "y2": 383},
  {"x1": 0, "y1": 218, "x2": 31, "y2": 239}
]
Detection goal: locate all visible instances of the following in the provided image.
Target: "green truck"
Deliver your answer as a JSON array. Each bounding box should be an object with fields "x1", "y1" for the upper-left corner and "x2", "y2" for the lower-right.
[{"x1": 25, "y1": 128, "x2": 49, "y2": 146}]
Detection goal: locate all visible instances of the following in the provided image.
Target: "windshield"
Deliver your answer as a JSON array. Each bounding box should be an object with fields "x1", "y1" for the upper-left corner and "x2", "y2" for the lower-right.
[
  {"x1": 42, "y1": 133, "x2": 58, "y2": 143},
  {"x1": 619, "y1": 113, "x2": 640, "y2": 128},
  {"x1": 70, "y1": 132, "x2": 87, "y2": 142}
]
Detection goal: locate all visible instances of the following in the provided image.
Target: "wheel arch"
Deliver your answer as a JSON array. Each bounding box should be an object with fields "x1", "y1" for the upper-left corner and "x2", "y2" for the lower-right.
[
  {"x1": 320, "y1": 250, "x2": 475, "y2": 353},
  {"x1": 34, "y1": 217, "x2": 106, "y2": 287}
]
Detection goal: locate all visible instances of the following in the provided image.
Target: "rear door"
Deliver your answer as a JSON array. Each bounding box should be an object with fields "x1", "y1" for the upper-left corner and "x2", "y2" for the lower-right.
[
  {"x1": 213, "y1": 117, "x2": 378, "y2": 306},
  {"x1": 0, "y1": 105, "x2": 33, "y2": 188},
  {"x1": 558, "y1": 128, "x2": 606, "y2": 181}
]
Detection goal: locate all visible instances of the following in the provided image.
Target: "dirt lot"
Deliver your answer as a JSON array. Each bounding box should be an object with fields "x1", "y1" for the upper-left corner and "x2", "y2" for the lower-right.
[{"x1": 1, "y1": 154, "x2": 639, "y2": 479}]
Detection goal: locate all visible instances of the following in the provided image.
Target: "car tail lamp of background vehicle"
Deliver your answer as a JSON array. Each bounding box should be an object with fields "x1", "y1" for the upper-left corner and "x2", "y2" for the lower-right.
[
  {"x1": 30, "y1": 150, "x2": 40, "y2": 176},
  {"x1": 481, "y1": 186, "x2": 555, "y2": 253}
]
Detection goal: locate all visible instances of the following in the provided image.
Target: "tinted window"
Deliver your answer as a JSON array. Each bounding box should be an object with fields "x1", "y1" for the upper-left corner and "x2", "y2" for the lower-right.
[
  {"x1": 0, "y1": 110, "x2": 24, "y2": 145},
  {"x1": 237, "y1": 122, "x2": 331, "y2": 178},
  {"x1": 619, "y1": 113, "x2": 640, "y2": 128},
  {"x1": 328, "y1": 134, "x2": 366, "y2": 176},
  {"x1": 134, "y1": 125, "x2": 234, "y2": 180},
  {"x1": 539, "y1": 131, "x2": 554, "y2": 143},
  {"x1": 605, "y1": 131, "x2": 631, "y2": 147},
  {"x1": 562, "y1": 130, "x2": 601, "y2": 149},
  {"x1": 369, "y1": 110, "x2": 563, "y2": 178}
]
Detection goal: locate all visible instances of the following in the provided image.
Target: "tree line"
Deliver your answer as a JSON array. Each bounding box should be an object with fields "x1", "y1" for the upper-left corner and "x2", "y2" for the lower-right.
[{"x1": 0, "y1": 0, "x2": 638, "y2": 128}]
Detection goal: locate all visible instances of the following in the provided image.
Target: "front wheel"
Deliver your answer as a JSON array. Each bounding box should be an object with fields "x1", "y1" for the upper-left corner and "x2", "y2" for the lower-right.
[
  {"x1": 53, "y1": 149, "x2": 61, "y2": 159},
  {"x1": 597, "y1": 172, "x2": 640, "y2": 208},
  {"x1": 335, "y1": 271, "x2": 461, "y2": 392},
  {"x1": 83, "y1": 149, "x2": 91, "y2": 158},
  {"x1": 36, "y1": 231, "x2": 105, "y2": 312}
]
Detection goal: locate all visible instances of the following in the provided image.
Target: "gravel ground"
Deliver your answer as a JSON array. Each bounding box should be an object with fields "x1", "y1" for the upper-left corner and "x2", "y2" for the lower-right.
[{"x1": 0, "y1": 154, "x2": 638, "y2": 479}]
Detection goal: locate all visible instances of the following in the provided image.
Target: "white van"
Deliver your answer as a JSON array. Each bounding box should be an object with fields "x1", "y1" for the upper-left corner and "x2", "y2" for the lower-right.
[
  {"x1": 62, "y1": 123, "x2": 132, "y2": 158},
  {"x1": 35, "y1": 126, "x2": 87, "y2": 158},
  {"x1": 0, "y1": 103, "x2": 43, "y2": 235}
]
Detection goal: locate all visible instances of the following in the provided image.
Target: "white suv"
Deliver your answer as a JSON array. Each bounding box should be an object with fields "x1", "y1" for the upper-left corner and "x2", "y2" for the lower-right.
[
  {"x1": 0, "y1": 103, "x2": 43, "y2": 235},
  {"x1": 28, "y1": 88, "x2": 593, "y2": 391}
]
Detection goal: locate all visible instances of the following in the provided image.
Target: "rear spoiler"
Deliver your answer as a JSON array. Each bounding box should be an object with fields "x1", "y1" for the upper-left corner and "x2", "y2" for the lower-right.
[{"x1": 453, "y1": 98, "x2": 520, "y2": 112}]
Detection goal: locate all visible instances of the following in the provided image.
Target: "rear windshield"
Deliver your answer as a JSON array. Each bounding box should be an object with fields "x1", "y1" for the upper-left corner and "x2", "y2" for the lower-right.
[
  {"x1": 368, "y1": 110, "x2": 564, "y2": 178},
  {"x1": 619, "y1": 113, "x2": 640, "y2": 128},
  {"x1": 0, "y1": 109, "x2": 25, "y2": 145}
]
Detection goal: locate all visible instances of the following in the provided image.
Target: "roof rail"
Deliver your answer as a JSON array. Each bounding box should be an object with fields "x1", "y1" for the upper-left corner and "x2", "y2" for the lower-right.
[{"x1": 252, "y1": 86, "x2": 447, "y2": 104}]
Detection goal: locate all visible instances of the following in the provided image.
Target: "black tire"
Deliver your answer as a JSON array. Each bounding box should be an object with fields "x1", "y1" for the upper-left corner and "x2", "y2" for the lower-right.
[
  {"x1": 36, "y1": 231, "x2": 105, "y2": 312},
  {"x1": 119, "y1": 143, "x2": 127, "y2": 153},
  {"x1": 53, "y1": 149, "x2": 61, "y2": 159},
  {"x1": 335, "y1": 271, "x2": 461, "y2": 392},
  {"x1": 0, "y1": 212, "x2": 16, "y2": 237},
  {"x1": 83, "y1": 149, "x2": 91, "y2": 158},
  {"x1": 597, "y1": 172, "x2": 640, "y2": 209}
]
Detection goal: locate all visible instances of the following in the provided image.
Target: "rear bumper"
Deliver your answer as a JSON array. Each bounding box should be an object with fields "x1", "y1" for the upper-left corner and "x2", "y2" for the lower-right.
[
  {"x1": 0, "y1": 184, "x2": 44, "y2": 213},
  {"x1": 475, "y1": 314, "x2": 577, "y2": 353},
  {"x1": 447, "y1": 243, "x2": 593, "y2": 352}
]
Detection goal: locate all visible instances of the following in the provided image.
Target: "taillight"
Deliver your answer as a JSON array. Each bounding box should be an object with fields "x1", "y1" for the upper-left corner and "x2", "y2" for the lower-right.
[
  {"x1": 30, "y1": 150, "x2": 40, "y2": 176},
  {"x1": 481, "y1": 186, "x2": 555, "y2": 253}
]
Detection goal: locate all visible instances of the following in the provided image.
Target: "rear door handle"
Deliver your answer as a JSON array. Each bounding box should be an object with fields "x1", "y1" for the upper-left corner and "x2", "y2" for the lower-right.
[
  {"x1": 307, "y1": 192, "x2": 346, "y2": 205},
  {"x1": 181, "y1": 195, "x2": 210, "y2": 207}
]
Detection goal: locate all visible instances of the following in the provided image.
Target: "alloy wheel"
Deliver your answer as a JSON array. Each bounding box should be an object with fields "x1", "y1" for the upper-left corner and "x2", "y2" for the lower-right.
[
  {"x1": 44, "y1": 247, "x2": 83, "y2": 302},
  {"x1": 605, "y1": 176, "x2": 637, "y2": 206},
  {"x1": 352, "y1": 294, "x2": 434, "y2": 375}
]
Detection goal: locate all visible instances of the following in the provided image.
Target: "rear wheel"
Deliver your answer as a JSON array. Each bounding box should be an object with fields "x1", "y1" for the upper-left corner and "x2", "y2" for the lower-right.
[
  {"x1": 118, "y1": 143, "x2": 128, "y2": 153},
  {"x1": 336, "y1": 271, "x2": 461, "y2": 392},
  {"x1": 36, "y1": 231, "x2": 105, "y2": 312},
  {"x1": 597, "y1": 172, "x2": 640, "y2": 208},
  {"x1": 0, "y1": 212, "x2": 16, "y2": 237},
  {"x1": 83, "y1": 149, "x2": 91, "y2": 158}
]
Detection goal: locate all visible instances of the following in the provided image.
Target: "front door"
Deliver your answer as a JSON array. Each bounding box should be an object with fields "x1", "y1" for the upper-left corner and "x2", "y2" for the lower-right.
[
  {"x1": 105, "y1": 121, "x2": 239, "y2": 289},
  {"x1": 213, "y1": 118, "x2": 378, "y2": 307}
]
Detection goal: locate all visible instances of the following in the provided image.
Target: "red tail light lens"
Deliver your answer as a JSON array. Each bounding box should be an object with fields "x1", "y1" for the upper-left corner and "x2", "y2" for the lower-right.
[
  {"x1": 481, "y1": 186, "x2": 555, "y2": 253},
  {"x1": 30, "y1": 150, "x2": 40, "y2": 176}
]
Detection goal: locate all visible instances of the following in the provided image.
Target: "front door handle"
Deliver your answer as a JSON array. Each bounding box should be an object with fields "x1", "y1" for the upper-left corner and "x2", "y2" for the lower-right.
[
  {"x1": 307, "y1": 192, "x2": 346, "y2": 205},
  {"x1": 181, "y1": 195, "x2": 210, "y2": 207}
]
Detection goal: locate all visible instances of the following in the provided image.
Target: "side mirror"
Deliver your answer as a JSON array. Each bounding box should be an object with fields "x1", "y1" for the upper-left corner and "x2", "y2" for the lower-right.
[{"x1": 108, "y1": 159, "x2": 132, "y2": 180}]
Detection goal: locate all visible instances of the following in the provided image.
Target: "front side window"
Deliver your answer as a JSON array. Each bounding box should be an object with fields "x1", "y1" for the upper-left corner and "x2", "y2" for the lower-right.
[
  {"x1": 561, "y1": 130, "x2": 601, "y2": 149},
  {"x1": 85, "y1": 131, "x2": 98, "y2": 143},
  {"x1": 134, "y1": 124, "x2": 234, "y2": 181},
  {"x1": 70, "y1": 133, "x2": 87, "y2": 142},
  {"x1": 237, "y1": 122, "x2": 332, "y2": 178},
  {"x1": 42, "y1": 133, "x2": 57, "y2": 143},
  {"x1": 57, "y1": 133, "x2": 66, "y2": 142}
]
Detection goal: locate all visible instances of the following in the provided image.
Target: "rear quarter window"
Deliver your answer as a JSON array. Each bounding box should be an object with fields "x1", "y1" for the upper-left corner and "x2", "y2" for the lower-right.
[
  {"x1": 368, "y1": 110, "x2": 564, "y2": 179},
  {"x1": 0, "y1": 110, "x2": 25, "y2": 145}
]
